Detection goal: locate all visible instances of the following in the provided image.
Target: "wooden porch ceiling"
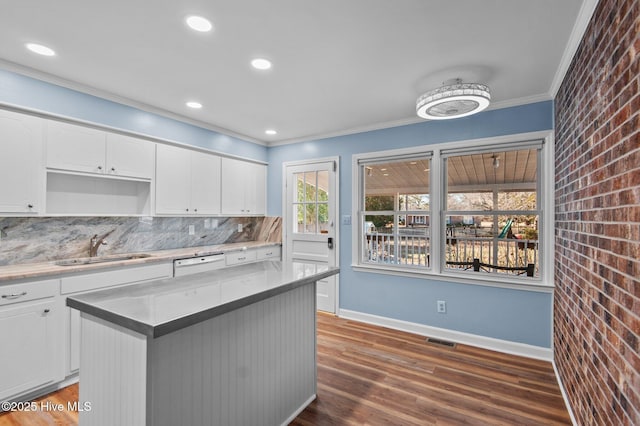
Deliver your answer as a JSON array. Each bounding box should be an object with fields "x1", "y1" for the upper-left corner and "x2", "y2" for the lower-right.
[{"x1": 365, "y1": 149, "x2": 537, "y2": 195}]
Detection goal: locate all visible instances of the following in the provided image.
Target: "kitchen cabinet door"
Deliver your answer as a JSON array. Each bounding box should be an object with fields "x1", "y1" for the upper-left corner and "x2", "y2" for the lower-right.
[
  {"x1": 156, "y1": 145, "x2": 221, "y2": 215},
  {"x1": 105, "y1": 133, "x2": 155, "y2": 179},
  {"x1": 220, "y1": 157, "x2": 246, "y2": 214},
  {"x1": 46, "y1": 120, "x2": 106, "y2": 173},
  {"x1": 221, "y1": 158, "x2": 266, "y2": 215},
  {"x1": 0, "y1": 278, "x2": 62, "y2": 401},
  {"x1": 0, "y1": 109, "x2": 44, "y2": 213},
  {"x1": 190, "y1": 151, "x2": 221, "y2": 215},
  {"x1": 246, "y1": 161, "x2": 266, "y2": 215},
  {"x1": 155, "y1": 144, "x2": 192, "y2": 214}
]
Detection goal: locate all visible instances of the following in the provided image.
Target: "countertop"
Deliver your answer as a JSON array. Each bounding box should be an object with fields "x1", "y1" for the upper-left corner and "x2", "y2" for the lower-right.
[
  {"x1": 0, "y1": 241, "x2": 281, "y2": 283},
  {"x1": 66, "y1": 260, "x2": 339, "y2": 338}
]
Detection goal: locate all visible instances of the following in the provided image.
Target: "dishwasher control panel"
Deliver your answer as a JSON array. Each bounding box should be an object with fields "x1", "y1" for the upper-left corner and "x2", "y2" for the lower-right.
[{"x1": 173, "y1": 253, "x2": 226, "y2": 276}]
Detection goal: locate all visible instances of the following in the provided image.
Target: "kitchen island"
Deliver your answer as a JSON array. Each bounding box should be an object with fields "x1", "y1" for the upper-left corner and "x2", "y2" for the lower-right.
[{"x1": 66, "y1": 260, "x2": 339, "y2": 426}]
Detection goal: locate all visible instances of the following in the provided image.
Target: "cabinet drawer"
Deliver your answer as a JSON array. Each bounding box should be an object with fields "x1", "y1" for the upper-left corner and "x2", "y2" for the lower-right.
[
  {"x1": 225, "y1": 250, "x2": 257, "y2": 266},
  {"x1": 256, "y1": 246, "x2": 281, "y2": 261},
  {"x1": 0, "y1": 279, "x2": 58, "y2": 307},
  {"x1": 60, "y1": 262, "x2": 172, "y2": 294}
]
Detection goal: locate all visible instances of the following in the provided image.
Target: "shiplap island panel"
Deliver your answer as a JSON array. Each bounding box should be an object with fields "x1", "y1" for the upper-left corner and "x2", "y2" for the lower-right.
[{"x1": 67, "y1": 261, "x2": 338, "y2": 426}]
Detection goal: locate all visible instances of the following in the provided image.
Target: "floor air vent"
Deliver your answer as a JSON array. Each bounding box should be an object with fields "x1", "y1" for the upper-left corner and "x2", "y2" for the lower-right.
[{"x1": 426, "y1": 337, "x2": 456, "y2": 348}]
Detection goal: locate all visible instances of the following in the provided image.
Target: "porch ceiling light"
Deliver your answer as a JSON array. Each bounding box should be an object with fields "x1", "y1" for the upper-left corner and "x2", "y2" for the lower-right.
[{"x1": 416, "y1": 79, "x2": 490, "y2": 120}]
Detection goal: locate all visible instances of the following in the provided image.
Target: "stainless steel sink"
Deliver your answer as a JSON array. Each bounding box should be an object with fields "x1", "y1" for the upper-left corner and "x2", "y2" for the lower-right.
[{"x1": 55, "y1": 254, "x2": 152, "y2": 266}]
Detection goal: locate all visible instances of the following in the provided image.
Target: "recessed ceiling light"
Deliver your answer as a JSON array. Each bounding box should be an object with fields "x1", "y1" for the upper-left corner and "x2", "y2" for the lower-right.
[
  {"x1": 186, "y1": 101, "x2": 202, "y2": 109},
  {"x1": 383, "y1": 173, "x2": 389, "y2": 177},
  {"x1": 26, "y1": 43, "x2": 55, "y2": 56},
  {"x1": 265, "y1": 129, "x2": 277, "y2": 135},
  {"x1": 186, "y1": 15, "x2": 213, "y2": 32},
  {"x1": 251, "y1": 58, "x2": 272, "y2": 70},
  {"x1": 380, "y1": 168, "x2": 387, "y2": 171}
]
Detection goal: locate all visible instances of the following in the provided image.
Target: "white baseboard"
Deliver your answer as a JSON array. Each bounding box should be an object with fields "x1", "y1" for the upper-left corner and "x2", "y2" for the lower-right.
[
  {"x1": 2, "y1": 374, "x2": 79, "y2": 407},
  {"x1": 553, "y1": 360, "x2": 578, "y2": 426},
  {"x1": 281, "y1": 394, "x2": 316, "y2": 426},
  {"x1": 338, "y1": 309, "x2": 553, "y2": 361}
]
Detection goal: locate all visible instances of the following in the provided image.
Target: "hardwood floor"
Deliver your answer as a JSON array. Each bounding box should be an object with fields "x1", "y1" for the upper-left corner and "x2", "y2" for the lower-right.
[{"x1": 0, "y1": 313, "x2": 570, "y2": 425}]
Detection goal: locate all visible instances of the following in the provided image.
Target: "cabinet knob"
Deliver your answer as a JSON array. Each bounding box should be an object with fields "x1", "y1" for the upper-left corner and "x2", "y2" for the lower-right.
[
  {"x1": 97, "y1": 166, "x2": 103, "y2": 171},
  {"x1": 111, "y1": 167, "x2": 116, "y2": 172},
  {"x1": 44, "y1": 309, "x2": 50, "y2": 314},
  {"x1": 194, "y1": 208, "x2": 198, "y2": 212},
  {"x1": 186, "y1": 208, "x2": 189, "y2": 212},
  {"x1": 27, "y1": 204, "x2": 34, "y2": 209}
]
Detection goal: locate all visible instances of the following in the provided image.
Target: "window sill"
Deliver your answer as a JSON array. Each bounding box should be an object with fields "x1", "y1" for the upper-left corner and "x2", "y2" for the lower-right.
[{"x1": 351, "y1": 263, "x2": 554, "y2": 293}]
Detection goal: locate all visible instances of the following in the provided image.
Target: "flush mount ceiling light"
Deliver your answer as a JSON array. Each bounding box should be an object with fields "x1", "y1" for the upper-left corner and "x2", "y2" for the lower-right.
[
  {"x1": 186, "y1": 15, "x2": 213, "y2": 32},
  {"x1": 251, "y1": 58, "x2": 272, "y2": 70},
  {"x1": 26, "y1": 43, "x2": 56, "y2": 56},
  {"x1": 265, "y1": 129, "x2": 277, "y2": 135},
  {"x1": 186, "y1": 101, "x2": 202, "y2": 109},
  {"x1": 416, "y1": 79, "x2": 490, "y2": 120}
]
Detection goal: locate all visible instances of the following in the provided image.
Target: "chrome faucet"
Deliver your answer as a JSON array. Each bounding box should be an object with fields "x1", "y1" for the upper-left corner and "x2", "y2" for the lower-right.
[{"x1": 89, "y1": 231, "x2": 112, "y2": 257}]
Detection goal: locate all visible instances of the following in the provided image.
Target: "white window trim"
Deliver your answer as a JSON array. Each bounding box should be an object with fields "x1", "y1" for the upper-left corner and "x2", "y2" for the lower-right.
[{"x1": 351, "y1": 130, "x2": 555, "y2": 290}]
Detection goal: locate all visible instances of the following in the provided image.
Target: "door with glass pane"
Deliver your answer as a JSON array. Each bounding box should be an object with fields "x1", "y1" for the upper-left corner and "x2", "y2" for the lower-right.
[{"x1": 284, "y1": 159, "x2": 338, "y2": 313}]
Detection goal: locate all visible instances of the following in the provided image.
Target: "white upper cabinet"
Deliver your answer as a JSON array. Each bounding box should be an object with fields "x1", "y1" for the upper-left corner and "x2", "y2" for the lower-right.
[
  {"x1": 105, "y1": 133, "x2": 155, "y2": 179},
  {"x1": 46, "y1": 120, "x2": 105, "y2": 173},
  {"x1": 46, "y1": 120, "x2": 155, "y2": 179},
  {"x1": 0, "y1": 109, "x2": 44, "y2": 213},
  {"x1": 190, "y1": 150, "x2": 222, "y2": 215},
  {"x1": 155, "y1": 144, "x2": 221, "y2": 215},
  {"x1": 221, "y1": 157, "x2": 266, "y2": 215}
]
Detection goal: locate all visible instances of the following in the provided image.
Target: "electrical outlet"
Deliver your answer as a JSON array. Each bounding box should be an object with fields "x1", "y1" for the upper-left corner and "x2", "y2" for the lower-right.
[
  {"x1": 437, "y1": 300, "x2": 446, "y2": 313},
  {"x1": 237, "y1": 223, "x2": 243, "y2": 232},
  {"x1": 188, "y1": 225, "x2": 195, "y2": 235},
  {"x1": 211, "y1": 219, "x2": 218, "y2": 228},
  {"x1": 204, "y1": 219, "x2": 211, "y2": 229}
]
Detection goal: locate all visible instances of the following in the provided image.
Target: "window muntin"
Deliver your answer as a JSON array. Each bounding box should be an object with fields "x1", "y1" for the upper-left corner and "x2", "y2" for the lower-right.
[
  {"x1": 294, "y1": 170, "x2": 329, "y2": 234},
  {"x1": 443, "y1": 148, "x2": 541, "y2": 278},
  {"x1": 361, "y1": 158, "x2": 431, "y2": 268}
]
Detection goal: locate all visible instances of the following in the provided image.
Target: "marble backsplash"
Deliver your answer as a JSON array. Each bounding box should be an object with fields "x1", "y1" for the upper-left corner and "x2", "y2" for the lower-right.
[{"x1": 0, "y1": 216, "x2": 281, "y2": 266}]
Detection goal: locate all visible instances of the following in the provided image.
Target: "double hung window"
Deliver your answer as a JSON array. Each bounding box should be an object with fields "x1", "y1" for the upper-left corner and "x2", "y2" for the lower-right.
[
  {"x1": 442, "y1": 145, "x2": 541, "y2": 278},
  {"x1": 354, "y1": 138, "x2": 545, "y2": 282},
  {"x1": 359, "y1": 155, "x2": 431, "y2": 269}
]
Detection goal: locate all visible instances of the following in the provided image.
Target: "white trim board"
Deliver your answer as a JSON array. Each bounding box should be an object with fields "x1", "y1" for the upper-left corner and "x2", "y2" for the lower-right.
[
  {"x1": 553, "y1": 360, "x2": 579, "y2": 426},
  {"x1": 339, "y1": 309, "x2": 553, "y2": 362}
]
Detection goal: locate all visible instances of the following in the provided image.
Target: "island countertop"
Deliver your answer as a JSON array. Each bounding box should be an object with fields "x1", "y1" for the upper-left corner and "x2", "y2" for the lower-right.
[{"x1": 66, "y1": 260, "x2": 338, "y2": 338}]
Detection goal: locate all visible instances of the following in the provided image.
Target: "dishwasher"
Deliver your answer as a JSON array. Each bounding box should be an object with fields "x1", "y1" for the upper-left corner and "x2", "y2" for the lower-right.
[{"x1": 173, "y1": 252, "x2": 226, "y2": 276}]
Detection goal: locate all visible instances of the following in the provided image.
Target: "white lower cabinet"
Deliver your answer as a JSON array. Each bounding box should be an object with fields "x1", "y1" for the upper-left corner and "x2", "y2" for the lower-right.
[
  {"x1": 60, "y1": 263, "x2": 173, "y2": 374},
  {"x1": 0, "y1": 279, "x2": 63, "y2": 401},
  {"x1": 225, "y1": 246, "x2": 281, "y2": 266},
  {"x1": 256, "y1": 245, "x2": 281, "y2": 261}
]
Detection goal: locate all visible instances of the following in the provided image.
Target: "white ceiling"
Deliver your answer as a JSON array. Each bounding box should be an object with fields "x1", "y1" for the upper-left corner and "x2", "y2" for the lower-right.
[{"x1": 0, "y1": 0, "x2": 595, "y2": 145}]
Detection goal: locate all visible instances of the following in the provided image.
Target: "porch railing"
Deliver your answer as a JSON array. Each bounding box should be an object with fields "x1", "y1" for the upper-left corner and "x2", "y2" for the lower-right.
[
  {"x1": 445, "y1": 236, "x2": 539, "y2": 277},
  {"x1": 366, "y1": 230, "x2": 430, "y2": 267},
  {"x1": 365, "y1": 232, "x2": 539, "y2": 277}
]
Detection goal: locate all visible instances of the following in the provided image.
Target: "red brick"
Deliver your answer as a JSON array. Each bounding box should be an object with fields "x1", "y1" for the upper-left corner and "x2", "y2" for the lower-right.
[{"x1": 554, "y1": 0, "x2": 640, "y2": 424}]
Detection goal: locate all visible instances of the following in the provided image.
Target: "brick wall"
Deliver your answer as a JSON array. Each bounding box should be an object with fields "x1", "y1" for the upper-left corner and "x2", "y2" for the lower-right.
[{"x1": 554, "y1": 0, "x2": 639, "y2": 424}]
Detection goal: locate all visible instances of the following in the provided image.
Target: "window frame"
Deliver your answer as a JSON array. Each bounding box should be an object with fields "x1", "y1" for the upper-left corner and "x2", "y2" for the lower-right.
[
  {"x1": 351, "y1": 130, "x2": 555, "y2": 290},
  {"x1": 357, "y1": 151, "x2": 433, "y2": 272}
]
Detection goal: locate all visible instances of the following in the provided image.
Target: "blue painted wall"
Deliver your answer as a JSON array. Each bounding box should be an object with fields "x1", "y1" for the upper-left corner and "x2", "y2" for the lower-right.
[
  {"x1": 0, "y1": 68, "x2": 553, "y2": 348},
  {"x1": 0, "y1": 69, "x2": 267, "y2": 161},
  {"x1": 268, "y1": 101, "x2": 554, "y2": 348}
]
